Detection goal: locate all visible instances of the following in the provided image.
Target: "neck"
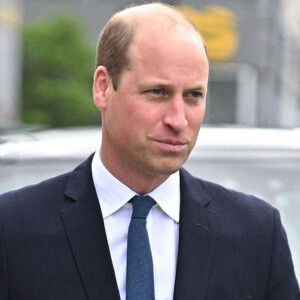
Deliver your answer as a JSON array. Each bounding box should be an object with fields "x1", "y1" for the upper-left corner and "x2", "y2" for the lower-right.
[{"x1": 99, "y1": 151, "x2": 170, "y2": 195}]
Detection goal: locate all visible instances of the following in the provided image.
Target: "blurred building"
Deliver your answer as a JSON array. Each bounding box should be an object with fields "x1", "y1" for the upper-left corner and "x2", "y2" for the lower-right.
[
  {"x1": 13, "y1": 0, "x2": 300, "y2": 127},
  {"x1": 280, "y1": 0, "x2": 300, "y2": 127},
  {"x1": 0, "y1": 0, "x2": 22, "y2": 128}
]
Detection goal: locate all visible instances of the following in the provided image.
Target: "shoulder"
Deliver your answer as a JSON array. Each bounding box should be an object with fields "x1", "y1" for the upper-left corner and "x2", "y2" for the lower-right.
[
  {"x1": 0, "y1": 154, "x2": 95, "y2": 226},
  {"x1": 180, "y1": 168, "x2": 284, "y2": 259},
  {"x1": 180, "y1": 168, "x2": 277, "y2": 227},
  {"x1": 0, "y1": 171, "x2": 71, "y2": 217},
  {"x1": 0, "y1": 154, "x2": 94, "y2": 214}
]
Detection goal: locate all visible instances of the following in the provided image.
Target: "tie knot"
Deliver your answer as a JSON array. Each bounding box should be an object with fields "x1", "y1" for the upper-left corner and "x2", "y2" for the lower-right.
[{"x1": 130, "y1": 195, "x2": 156, "y2": 219}]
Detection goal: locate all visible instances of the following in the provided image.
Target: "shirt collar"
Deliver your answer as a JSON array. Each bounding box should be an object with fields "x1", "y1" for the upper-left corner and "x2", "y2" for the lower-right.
[{"x1": 91, "y1": 152, "x2": 180, "y2": 223}]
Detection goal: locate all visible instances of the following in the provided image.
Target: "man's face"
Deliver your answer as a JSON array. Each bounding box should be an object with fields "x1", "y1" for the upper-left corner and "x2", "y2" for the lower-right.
[{"x1": 99, "y1": 24, "x2": 209, "y2": 181}]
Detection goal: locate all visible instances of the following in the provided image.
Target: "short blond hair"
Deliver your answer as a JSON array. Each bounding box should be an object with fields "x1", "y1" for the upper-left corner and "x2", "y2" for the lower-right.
[{"x1": 95, "y1": 2, "x2": 205, "y2": 90}]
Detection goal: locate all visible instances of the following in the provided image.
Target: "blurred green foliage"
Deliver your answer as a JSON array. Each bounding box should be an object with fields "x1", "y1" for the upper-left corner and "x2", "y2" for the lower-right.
[{"x1": 22, "y1": 15, "x2": 101, "y2": 127}]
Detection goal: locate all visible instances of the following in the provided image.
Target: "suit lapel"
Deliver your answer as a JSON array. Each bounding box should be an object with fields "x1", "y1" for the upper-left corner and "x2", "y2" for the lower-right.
[
  {"x1": 59, "y1": 157, "x2": 218, "y2": 299},
  {"x1": 174, "y1": 169, "x2": 218, "y2": 300},
  {"x1": 61, "y1": 155, "x2": 120, "y2": 300}
]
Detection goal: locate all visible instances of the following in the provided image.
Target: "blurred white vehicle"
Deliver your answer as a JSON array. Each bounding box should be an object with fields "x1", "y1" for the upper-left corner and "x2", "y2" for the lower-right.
[{"x1": 1, "y1": 126, "x2": 300, "y2": 279}]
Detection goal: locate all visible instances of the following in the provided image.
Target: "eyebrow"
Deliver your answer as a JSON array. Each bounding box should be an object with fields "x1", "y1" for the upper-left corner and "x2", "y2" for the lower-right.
[
  {"x1": 138, "y1": 83, "x2": 207, "y2": 91},
  {"x1": 190, "y1": 85, "x2": 206, "y2": 90},
  {"x1": 185, "y1": 85, "x2": 207, "y2": 92}
]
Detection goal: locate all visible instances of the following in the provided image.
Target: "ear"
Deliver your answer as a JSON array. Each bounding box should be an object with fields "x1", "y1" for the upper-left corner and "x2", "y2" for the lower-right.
[{"x1": 93, "y1": 66, "x2": 112, "y2": 110}]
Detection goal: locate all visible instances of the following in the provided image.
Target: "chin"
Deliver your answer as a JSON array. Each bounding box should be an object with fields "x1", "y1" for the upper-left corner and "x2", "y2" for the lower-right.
[
  {"x1": 135, "y1": 153, "x2": 188, "y2": 177},
  {"x1": 150, "y1": 161, "x2": 185, "y2": 176}
]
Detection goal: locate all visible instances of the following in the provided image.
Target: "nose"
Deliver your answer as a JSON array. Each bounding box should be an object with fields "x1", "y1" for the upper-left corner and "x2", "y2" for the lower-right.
[{"x1": 163, "y1": 97, "x2": 188, "y2": 132}]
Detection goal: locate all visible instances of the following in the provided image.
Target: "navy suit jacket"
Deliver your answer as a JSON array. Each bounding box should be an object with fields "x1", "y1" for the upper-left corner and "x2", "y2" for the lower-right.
[{"x1": 0, "y1": 154, "x2": 299, "y2": 299}]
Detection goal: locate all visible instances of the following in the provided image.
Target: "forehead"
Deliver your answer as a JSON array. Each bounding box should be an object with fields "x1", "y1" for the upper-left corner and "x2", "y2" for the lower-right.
[{"x1": 127, "y1": 23, "x2": 208, "y2": 78}]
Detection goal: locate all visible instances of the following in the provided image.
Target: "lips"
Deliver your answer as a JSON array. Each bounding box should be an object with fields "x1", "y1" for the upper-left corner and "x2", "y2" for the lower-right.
[{"x1": 153, "y1": 138, "x2": 188, "y2": 152}]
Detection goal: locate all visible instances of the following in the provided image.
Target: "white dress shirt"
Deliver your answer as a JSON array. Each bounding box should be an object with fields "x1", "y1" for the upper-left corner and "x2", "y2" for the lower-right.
[{"x1": 91, "y1": 152, "x2": 180, "y2": 300}]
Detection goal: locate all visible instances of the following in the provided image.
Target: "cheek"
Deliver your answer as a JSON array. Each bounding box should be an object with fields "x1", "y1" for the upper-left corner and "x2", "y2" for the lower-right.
[
  {"x1": 198, "y1": 105, "x2": 206, "y2": 125},
  {"x1": 188, "y1": 104, "x2": 206, "y2": 129},
  {"x1": 129, "y1": 101, "x2": 163, "y2": 128}
]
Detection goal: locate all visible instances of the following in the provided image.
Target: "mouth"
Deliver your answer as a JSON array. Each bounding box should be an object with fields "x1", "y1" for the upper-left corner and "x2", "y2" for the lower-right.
[{"x1": 153, "y1": 139, "x2": 188, "y2": 152}]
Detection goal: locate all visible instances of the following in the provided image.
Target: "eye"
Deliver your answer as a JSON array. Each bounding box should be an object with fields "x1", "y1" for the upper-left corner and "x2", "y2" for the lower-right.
[
  {"x1": 145, "y1": 88, "x2": 169, "y2": 101},
  {"x1": 184, "y1": 90, "x2": 205, "y2": 104},
  {"x1": 149, "y1": 89, "x2": 164, "y2": 95},
  {"x1": 189, "y1": 91, "x2": 203, "y2": 98}
]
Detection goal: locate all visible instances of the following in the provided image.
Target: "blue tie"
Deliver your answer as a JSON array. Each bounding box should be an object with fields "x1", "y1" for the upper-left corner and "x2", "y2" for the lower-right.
[{"x1": 126, "y1": 195, "x2": 156, "y2": 300}]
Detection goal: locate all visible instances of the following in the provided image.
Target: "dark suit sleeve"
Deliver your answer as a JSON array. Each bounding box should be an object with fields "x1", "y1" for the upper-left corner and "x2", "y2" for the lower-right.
[
  {"x1": 265, "y1": 209, "x2": 300, "y2": 299},
  {"x1": 0, "y1": 222, "x2": 9, "y2": 299}
]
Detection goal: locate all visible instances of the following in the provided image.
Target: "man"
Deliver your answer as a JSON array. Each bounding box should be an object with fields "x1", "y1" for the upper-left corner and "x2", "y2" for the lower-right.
[{"x1": 0, "y1": 2, "x2": 299, "y2": 300}]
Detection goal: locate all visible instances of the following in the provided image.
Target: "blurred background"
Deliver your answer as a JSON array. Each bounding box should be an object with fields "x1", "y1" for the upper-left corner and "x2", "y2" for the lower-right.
[
  {"x1": 0, "y1": 0, "x2": 300, "y2": 129},
  {"x1": 1, "y1": 0, "x2": 300, "y2": 281}
]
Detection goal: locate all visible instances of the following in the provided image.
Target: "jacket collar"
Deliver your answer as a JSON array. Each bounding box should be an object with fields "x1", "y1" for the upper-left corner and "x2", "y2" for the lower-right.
[
  {"x1": 174, "y1": 168, "x2": 218, "y2": 300},
  {"x1": 62, "y1": 154, "x2": 120, "y2": 300},
  {"x1": 62, "y1": 156, "x2": 218, "y2": 300}
]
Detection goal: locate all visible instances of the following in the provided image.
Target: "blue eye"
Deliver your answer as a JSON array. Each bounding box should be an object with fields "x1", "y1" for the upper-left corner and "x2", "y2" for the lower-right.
[
  {"x1": 190, "y1": 91, "x2": 202, "y2": 98},
  {"x1": 150, "y1": 89, "x2": 163, "y2": 95},
  {"x1": 184, "y1": 90, "x2": 205, "y2": 104}
]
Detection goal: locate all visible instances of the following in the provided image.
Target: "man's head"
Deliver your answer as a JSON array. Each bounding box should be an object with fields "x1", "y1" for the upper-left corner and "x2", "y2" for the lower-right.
[
  {"x1": 95, "y1": 3, "x2": 206, "y2": 90},
  {"x1": 93, "y1": 2, "x2": 209, "y2": 193}
]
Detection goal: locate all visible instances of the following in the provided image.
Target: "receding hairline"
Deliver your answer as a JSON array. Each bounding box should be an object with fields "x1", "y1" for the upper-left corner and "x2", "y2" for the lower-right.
[
  {"x1": 95, "y1": 2, "x2": 208, "y2": 90},
  {"x1": 111, "y1": 2, "x2": 207, "y2": 54},
  {"x1": 117, "y1": 3, "x2": 195, "y2": 26}
]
